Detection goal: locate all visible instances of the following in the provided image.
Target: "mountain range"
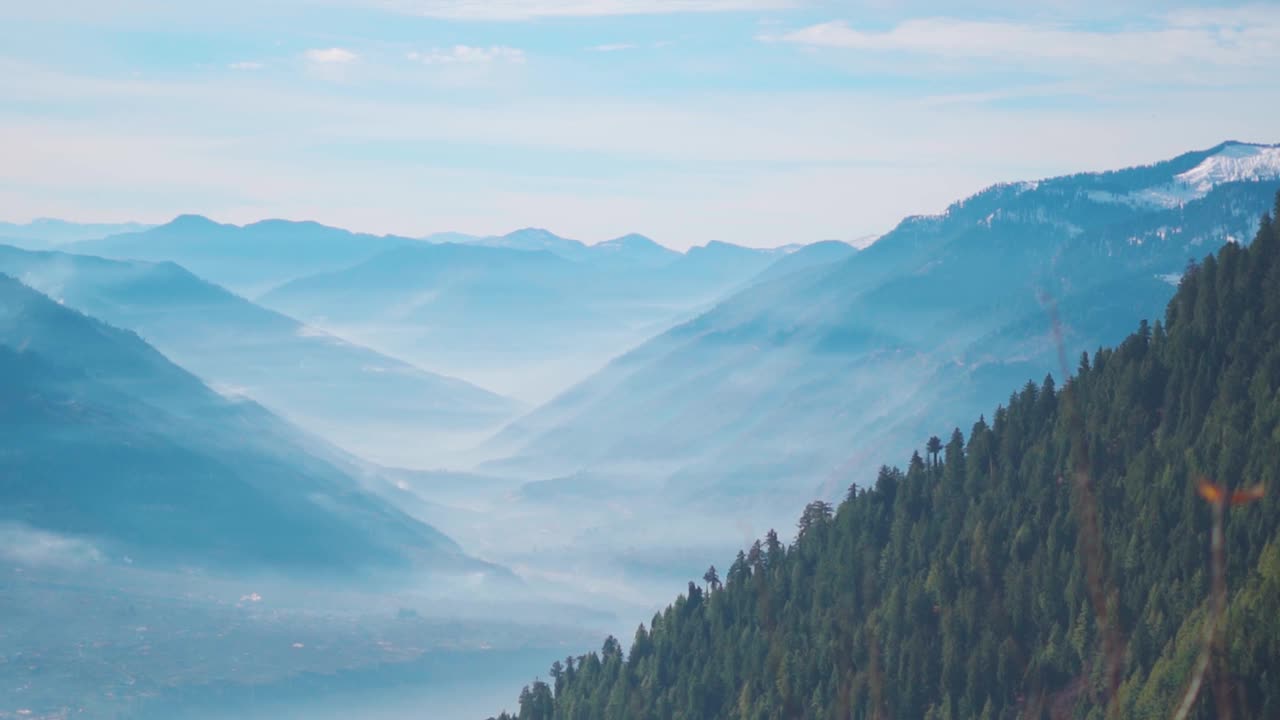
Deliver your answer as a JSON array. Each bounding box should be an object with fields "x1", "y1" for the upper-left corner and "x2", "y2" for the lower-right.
[
  {"x1": 259, "y1": 231, "x2": 795, "y2": 402},
  {"x1": 485, "y1": 142, "x2": 1280, "y2": 509},
  {"x1": 0, "y1": 244, "x2": 519, "y2": 467},
  {"x1": 70, "y1": 215, "x2": 420, "y2": 296},
  {"x1": 0, "y1": 219, "x2": 154, "y2": 249}
]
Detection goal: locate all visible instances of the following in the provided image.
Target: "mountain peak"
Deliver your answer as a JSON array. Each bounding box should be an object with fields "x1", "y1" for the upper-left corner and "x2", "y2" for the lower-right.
[
  {"x1": 245, "y1": 218, "x2": 328, "y2": 231},
  {"x1": 696, "y1": 240, "x2": 754, "y2": 254},
  {"x1": 600, "y1": 233, "x2": 660, "y2": 247},
  {"x1": 505, "y1": 227, "x2": 563, "y2": 240},
  {"x1": 166, "y1": 214, "x2": 222, "y2": 230},
  {"x1": 1178, "y1": 141, "x2": 1280, "y2": 193}
]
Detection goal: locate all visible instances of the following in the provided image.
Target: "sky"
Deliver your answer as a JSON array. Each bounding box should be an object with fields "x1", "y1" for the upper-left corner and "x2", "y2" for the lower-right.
[{"x1": 1, "y1": 1, "x2": 1278, "y2": 249}]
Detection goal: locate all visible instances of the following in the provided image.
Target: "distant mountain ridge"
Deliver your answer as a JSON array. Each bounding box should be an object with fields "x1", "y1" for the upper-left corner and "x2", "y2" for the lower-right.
[
  {"x1": 441, "y1": 226, "x2": 790, "y2": 269},
  {"x1": 70, "y1": 215, "x2": 420, "y2": 295},
  {"x1": 259, "y1": 236, "x2": 815, "y2": 402},
  {"x1": 0, "y1": 219, "x2": 154, "y2": 249},
  {"x1": 70, "y1": 215, "x2": 813, "y2": 298}
]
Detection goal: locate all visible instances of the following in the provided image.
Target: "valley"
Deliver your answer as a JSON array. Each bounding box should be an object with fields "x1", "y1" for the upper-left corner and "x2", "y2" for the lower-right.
[{"x1": 4, "y1": 7, "x2": 1279, "y2": 711}]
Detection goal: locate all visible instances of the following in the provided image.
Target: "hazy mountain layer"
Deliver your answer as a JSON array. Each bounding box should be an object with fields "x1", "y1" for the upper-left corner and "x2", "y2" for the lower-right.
[
  {"x1": 261, "y1": 236, "x2": 794, "y2": 402},
  {"x1": 71, "y1": 215, "x2": 418, "y2": 295},
  {"x1": 0, "y1": 273, "x2": 484, "y2": 572},
  {"x1": 0, "y1": 245, "x2": 520, "y2": 467},
  {"x1": 0, "y1": 219, "x2": 154, "y2": 249}
]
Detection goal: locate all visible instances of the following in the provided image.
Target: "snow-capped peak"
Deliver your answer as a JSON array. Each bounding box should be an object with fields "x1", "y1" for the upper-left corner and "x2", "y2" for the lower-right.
[
  {"x1": 1100, "y1": 142, "x2": 1280, "y2": 209},
  {"x1": 1175, "y1": 142, "x2": 1280, "y2": 194}
]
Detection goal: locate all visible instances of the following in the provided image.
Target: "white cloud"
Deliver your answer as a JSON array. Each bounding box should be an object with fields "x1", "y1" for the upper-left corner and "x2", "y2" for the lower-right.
[
  {"x1": 304, "y1": 47, "x2": 358, "y2": 64},
  {"x1": 377, "y1": 0, "x2": 793, "y2": 20},
  {"x1": 768, "y1": 9, "x2": 1280, "y2": 73},
  {"x1": 0, "y1": 523, "x2": 104, "y2": 567},
  {"x1": 2, "y1": 33, "x2": 1278, "y2": 249},
  {"x1": 407, "y1": 45, "x2": 526, "y2": 64},
  {"x1": 588, "y1": 43, "x2": 639, "y2": 52},
  {"x1": 229, "y1": 61, "x2": 264, "y2": 71}
]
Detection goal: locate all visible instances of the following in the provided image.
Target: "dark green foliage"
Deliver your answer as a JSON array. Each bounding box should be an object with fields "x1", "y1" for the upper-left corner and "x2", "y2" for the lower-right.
[{"x1": 491, "y1": 195, "x2": 1280, "y2": 719}]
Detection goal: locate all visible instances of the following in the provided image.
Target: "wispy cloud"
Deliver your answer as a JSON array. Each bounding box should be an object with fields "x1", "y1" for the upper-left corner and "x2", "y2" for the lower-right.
[
  {"x1": 229, "y1": 61, "x2": 264, "y2": 71},
  {"x1": 0, "y1": 523, "x2": 104, "y2": 567},
  {"x1": 408, "y1": 45, "x2": 526, "y2": 64},
  {"x1": 588, "y1": 43, "x2": 639, "y2": 52},
  {"x1": 4, "y1": 1, "x2": 1278, "y2": 248},
  {"x1": 377, "y1": 0, "x2": 794, "y2": 20},
  {"x1": 767, "y1": 8, "x2": 1280, "y2": 75},
  {"x1": 304, "y1": 47, "x2": 358, "y2": 64}
]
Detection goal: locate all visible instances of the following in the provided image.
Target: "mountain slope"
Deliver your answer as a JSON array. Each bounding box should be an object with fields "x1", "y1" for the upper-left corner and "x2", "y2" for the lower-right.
[
  {"x1": 487, "y1": 142, "x2": 1280, "y2": 503},
  {"x1": 0, "y1": 274, "x2": 481, "y2": 572},
  {"x1": 489, "y1": 192, "x2": 1280, "y2": 720},
  {"x1": 0, "y1": 245, "x2": 519, "y2": 467},
  {"x1": 71, "y1": 215, "x2": 417, "y2": 295}
]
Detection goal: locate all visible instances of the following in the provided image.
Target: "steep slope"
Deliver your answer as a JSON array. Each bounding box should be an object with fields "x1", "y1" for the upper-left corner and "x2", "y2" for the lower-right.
[
  {"x1": 0, "y1": 274, "x2": 481, "y2": 572},
  {"x1": 489, "y1": 192, "x2": 1280, "y2": 720},
  {"x1": 71, "y1": 215, "x2": 416, "y2": 295},
  {"x1": 488, "y1": 143, "x2": 1280, "y2": 505},
  {"x1": 261, "y1": 240, "x2": 784, "y2": 403},
  {"x1": 0, "y1": 245, "x2": 519, "y2": 467}
]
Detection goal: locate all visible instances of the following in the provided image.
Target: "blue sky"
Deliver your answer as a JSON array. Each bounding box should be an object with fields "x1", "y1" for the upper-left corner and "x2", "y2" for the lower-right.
[{"x1": 1, "y1": 1, "x2": 1278, "y2": 248}]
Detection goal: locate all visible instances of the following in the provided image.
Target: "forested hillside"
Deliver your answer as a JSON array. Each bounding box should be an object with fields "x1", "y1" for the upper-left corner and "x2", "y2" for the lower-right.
[{"x1": 489, "y1": 194, "x2": 1280, "y2": 719}]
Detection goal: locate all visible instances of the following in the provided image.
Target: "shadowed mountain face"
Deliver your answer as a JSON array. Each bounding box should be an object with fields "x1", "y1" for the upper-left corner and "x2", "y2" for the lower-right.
[
  {"x1": 71, "y1": 215, "x2": 418, "y2": 296},
  {"x1": 486, "y1": 142, "x2": 1280, "y2": 508},
  {"x1": 0, "y1": 246, "x2": 520, "y2": 468},
  {"x1": 0, "y1": 274, "x2": 484, "y2": 573},
  {"x1": 260, "y1": 236, "x2": 789, "y2": 403}
]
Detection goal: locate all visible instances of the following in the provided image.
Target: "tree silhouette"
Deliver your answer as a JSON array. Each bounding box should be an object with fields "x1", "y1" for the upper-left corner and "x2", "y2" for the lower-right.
[
  {"x1": 703, "y1": 565, "x2": 721, "y2": 593},
  {"x1": 925, "y1": 435, "x2": 943, "y2": 468}
]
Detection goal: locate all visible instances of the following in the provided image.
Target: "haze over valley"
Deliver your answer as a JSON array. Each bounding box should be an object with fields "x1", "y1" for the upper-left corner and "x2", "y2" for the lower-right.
[{"x1": 5, "y1": 2, "x2": 1280, "y2": 718}]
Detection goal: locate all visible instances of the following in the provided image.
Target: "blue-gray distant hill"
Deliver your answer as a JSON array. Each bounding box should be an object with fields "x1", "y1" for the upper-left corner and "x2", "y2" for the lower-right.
[
  {"x1": 747, "y1": 239, "x2": 857, "y2": 285},
  {"x1": 71, "y1": 215, "x2": 418, "y2": 295},
  {"x1": 260, "y1": 231, "x2": 792, "y2": 402},
  {"x1": 486, "y1": 141, "x2": 1280, "y2": 508},
  {"x1": 0, "y1": 274, "x2": 492, "y2": 573},
  {"x1": 0, "y1": 219, "x2": 154, "y2": 250},
  {"x1": 0, "y1": 245, "x2": 519, "y2": 468}
]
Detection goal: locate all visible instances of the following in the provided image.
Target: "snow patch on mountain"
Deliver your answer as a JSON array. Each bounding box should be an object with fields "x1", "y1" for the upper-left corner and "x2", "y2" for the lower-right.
[
  {"x1": 1178, "y1": 143, "x2": 1280, "y2": 192},
  {"x1": 1104, "y1": 143, "x2": 1280, "y2": 209}
]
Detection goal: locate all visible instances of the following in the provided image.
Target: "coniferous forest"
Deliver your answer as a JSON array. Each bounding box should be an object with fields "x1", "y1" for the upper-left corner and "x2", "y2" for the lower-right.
[{"x1": 489, "y1": 194, "x2": 1280, "y2": 720}]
